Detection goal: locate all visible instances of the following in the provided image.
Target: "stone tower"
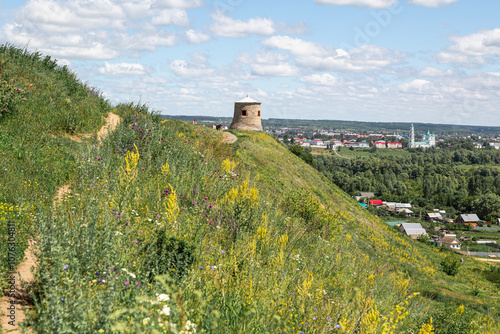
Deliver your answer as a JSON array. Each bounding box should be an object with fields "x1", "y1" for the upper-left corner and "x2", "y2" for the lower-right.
[{"x1": 229, "y1": 96, "x2": 262, "y2": 131}]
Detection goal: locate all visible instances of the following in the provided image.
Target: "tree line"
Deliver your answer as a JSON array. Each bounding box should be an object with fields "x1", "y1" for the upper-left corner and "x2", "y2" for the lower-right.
[{"x1": 314, "y1": 148, "x2": 500, "y2": 221}]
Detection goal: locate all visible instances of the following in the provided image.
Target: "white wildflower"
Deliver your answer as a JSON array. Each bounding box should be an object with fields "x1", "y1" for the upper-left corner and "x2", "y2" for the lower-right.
[
  {"x1": 159, "y1": 305, "x2": 171, "y2": 316},
  {"x1": 129, "y1": 272, "x2": 136, "y2": 279},
  {"x1": 157, "y1": 294, "x2": 170, "y2": 302}
]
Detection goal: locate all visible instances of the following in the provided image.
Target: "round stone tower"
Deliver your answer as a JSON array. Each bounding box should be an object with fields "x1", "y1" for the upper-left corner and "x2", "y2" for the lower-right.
[{"x1": 229, "y1": 95, "x2": 262, "y2": 131}]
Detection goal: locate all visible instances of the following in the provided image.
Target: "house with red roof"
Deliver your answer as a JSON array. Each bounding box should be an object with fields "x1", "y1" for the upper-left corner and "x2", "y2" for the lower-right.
[
  {"x1": 369, "y1": 199, "x2": 384, "y2": 206},
  {"x1": 387, "y1": 142, "x2": 402, "y2": 149}
]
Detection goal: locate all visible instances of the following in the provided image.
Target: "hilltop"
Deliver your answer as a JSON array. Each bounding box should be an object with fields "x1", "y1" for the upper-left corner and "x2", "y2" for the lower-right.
[{"x1": 1, "y1": 45, "x2": 500, "y2": 333}]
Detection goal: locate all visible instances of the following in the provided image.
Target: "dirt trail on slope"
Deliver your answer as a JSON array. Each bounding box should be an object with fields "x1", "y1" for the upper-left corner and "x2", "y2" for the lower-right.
[
  {"x1": 0, "y1": 240, "x2": 37, "y2": 333},
  {"x1": 1, "y1": 112, "x2": 121, "y2": 333},
  {"x1": 97, "y1": 112, "x2": 121, "y2": 144},
  {"x1": 222, "y1": 131, "x2": 238, "y2": 144}
]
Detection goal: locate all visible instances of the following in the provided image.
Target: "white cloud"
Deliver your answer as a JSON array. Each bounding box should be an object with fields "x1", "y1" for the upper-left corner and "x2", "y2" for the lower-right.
[
  {"x1": 151, "y1": 9, "x2": 190, "y2": 26},
  {"x1": 154, "y1": 0, "x2": 203, "y2": 8},
  {"x1": 238, "y1": 51, "x2": 300, "y2": 76},
  {"x1": 397, "y1": 79, "x2": 435, "y2": 94},
  {"x1": 262, "y1": 35, "x2": 327, "y2": 57},
  {"x1": 262, "y1": 36, "x2": 404, "y2": 72},
  {"x1": 435, "y1": 29, "x2": 500, "y2": 65},
  {"x1": 15, "y1": 0, "x2": 127, "y2": 33},
  {"x1": 300, "y1": 73, "x2": 340, "y2": 86},
  {"x1": 98, "y1": 62, "x2": 149, "y2": 76},
  {"x1": 250, "y1": 63, "x2": 300, "y2": 77},
  {"x1": 115, "y1": 31, "x2": 177, "y2": 54},
  {"x1": 185, "y1": 29, "x2": 212, "y2": 44},
  {"x1": 315, "y1": 0, "x2": 397, "y2": 9},
  {"x1": 418, "y1": 66, "x2": 453, "y2": 77},
  {"x1": 408, "y1": 0, "x2": 459, "y2": 7},
  {"x1": 210, "y1": 13, "x2": 275, "y2": 38},
  {"x1": 435, "y1": 51, "x2": 470, "y2": 64},
  {"x1": 170, "y1": 53, "x2": 215, "y2": 77},
  {"x1": 448, "y1": 29, "x2": 500, "y2": 57}
]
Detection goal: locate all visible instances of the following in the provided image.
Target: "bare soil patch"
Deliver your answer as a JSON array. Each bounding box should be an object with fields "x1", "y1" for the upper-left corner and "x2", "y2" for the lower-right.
[{"x1": 222, "y1": 131, "x2": 238, "y2": 144}]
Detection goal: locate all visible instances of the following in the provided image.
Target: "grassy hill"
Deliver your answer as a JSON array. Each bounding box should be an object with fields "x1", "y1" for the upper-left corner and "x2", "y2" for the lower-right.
[{"x1": 1, "y1": 44, "x2": 500, "y2": 333}]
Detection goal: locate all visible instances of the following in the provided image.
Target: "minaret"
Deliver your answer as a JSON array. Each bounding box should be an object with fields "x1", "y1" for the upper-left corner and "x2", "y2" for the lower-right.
[
  {"x1": 409, "y1": 124, "x2": 415, "y2": 148},
  {"x1": 229, "y1": 95, "x2": 262, "y2": 131}
]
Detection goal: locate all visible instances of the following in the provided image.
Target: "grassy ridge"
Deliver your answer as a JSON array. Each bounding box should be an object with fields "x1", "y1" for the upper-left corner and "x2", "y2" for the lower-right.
[
  {"x1": 1, "y1": 45, "x2": 500, "y2": 333},
  {"x1": 0, "y1": 45, "x2": 110, "y2": 302}
]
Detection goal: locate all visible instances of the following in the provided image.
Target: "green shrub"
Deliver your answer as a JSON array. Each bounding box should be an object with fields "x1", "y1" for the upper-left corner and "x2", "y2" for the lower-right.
[
  {"x1": 288, "y1": 144, "x2": 314, "y2": 166},
  {"x1": 142, "y1": 229, "x2": 195, "y2": 283},
  {"x1": 441, "y1": 255, "x2": 460, "y2": 276}
]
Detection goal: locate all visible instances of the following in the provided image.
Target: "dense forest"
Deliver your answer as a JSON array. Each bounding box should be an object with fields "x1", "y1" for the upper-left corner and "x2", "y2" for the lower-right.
[{"x1": 314, "y1": 148, "x2": 500, "y2": 222}]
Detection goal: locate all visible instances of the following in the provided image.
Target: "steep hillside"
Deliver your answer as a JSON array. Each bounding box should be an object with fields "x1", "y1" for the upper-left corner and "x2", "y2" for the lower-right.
[{"x1": 1, "y1": 45, "x2": 500, "y2": 333}]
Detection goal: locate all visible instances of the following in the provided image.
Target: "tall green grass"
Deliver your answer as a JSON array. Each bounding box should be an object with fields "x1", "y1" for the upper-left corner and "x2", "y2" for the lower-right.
[{"x1": 0, "y1": 44, "x2": 109, "y2": 296}]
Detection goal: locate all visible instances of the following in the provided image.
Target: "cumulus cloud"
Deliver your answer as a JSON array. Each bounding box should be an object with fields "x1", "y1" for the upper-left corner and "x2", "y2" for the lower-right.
[
  {"x1": 185, "y1": 29, "x2": 212, "y2": 44},
  {"x1": 238, "y1": 51, "x2": 300, "y2": 76},
  {"x1": 154, "y1": 0, "x2": 204, "y2": 9},
  {"x1": 315, "y1": 0, "x2": 398, "y2": 9},
  {"x1": 210, "y1": 13, "x2": 276, "y2": 38},
  {"x1": 170, "y1": 53, "x2": 215, "y2": 77},
  {"x1": 435, "y1": 29, "x2": 500, "y2": 65},
  {"x1": 448, "y1": 28, "x2": 500, "y2": 57},
  {"x1": 98, "y1": 62, "x2": 150, "y2": 76},
  {"x1": 262, "y1": 36, "x2": 404, "y2": 72},
  {"x1": 396, "y1": 79, "x2": 435, "y2": 94},
  {"x1": 151, "y1": 9, "x2": 190, "y2": 26},
  {"x1": 300, "y1": 73, "x2": 340, "y2": 86},
  {"x1": 262, "y1": 36, "x2": 326, "y2": 57},
  {"x1": 418, "y1": 66, "x2": 453, "y2": 77},
  {"x1": 435, "y1": 51, "x2": 471, "y2": 64},
  {"x1": 408, "y1": 0, "x2": 459, "y2": 7},
  {"x1": 15, "y1": 0, "x2": 127, "y2": 33}
]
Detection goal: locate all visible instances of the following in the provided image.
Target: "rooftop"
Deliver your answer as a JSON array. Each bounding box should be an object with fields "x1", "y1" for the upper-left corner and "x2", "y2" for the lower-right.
[{"x1": 236, "y1": 95, "x2": 260, "y2": 104}]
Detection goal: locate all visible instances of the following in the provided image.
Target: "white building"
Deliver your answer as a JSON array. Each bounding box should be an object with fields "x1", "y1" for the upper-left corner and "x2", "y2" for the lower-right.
[{"x1": 408, "y1": 124, "x2": 436, "y2": 149}]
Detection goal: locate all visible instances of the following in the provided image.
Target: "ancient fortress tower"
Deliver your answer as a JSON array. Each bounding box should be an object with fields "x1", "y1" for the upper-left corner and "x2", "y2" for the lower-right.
[{"x1": 229, "y1": 96, "x2": 262, "y2": 131}]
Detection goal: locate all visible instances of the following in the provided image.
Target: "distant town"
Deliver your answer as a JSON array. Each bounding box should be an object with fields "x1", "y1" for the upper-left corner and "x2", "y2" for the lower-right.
[
  {"x1": 162, "y1": 115, "x2": 500, "y2": 150},
  {"x1": 269, "y1": 123, "x2": 500, "y2": 150}
]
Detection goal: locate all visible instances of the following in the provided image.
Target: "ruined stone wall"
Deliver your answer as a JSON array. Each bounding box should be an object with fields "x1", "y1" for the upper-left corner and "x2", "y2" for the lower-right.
[{"x1": 229, "y1": 102, "x2": 262, "y2": 131}]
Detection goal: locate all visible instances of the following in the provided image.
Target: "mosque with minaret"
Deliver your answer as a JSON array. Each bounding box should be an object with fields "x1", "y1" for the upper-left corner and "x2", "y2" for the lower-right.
[{"x1": 408, "y1": 124, "x2": 436, "y2": 149}]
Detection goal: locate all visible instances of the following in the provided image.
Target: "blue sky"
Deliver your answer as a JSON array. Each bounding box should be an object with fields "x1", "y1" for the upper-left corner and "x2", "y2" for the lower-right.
[{"x1": 1, "y1": 0, "x2": 499, "y2": 126}]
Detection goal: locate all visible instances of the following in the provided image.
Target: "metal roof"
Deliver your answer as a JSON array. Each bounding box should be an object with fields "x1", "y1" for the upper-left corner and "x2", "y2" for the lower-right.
[
  {"x1": 460, "y1": 214, "x2": 480, "y2": 222},
  {"x1": 235, "y1": 95, "x2": 260, "y2": 103},
  {"x1": 401, "y1": 223, "x2": 426, "y2": 236}
]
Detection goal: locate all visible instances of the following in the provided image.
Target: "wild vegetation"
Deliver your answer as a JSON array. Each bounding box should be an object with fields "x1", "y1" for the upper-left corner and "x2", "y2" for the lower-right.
[{"x1": 2, "y1": 45, "x2": 500, "y2": 333}]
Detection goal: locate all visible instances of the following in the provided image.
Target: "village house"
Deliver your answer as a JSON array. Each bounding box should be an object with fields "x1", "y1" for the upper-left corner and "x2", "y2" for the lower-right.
[
  {"x1": 440, "y1": 234, "x2": 461, "y2": 250},
  {"x1": 397, "y1": 208, "x2": 414, "y2": 217},
  {"x1": 426, "y1": 212, "x2": 443, "y2": 222},
  {"x1": 374, "y1": 141, "x2": 386, "y2": 148},
  {"x1": 400, "y1": 223, "x2": 427, "y2": 239},
  {"x1": 310, "y1": 139, "x2": 324, "y2": 146},
  {"x1": 369, "y1": 199, "x2": 384, "y2": 207},
  {"x1": 387, "y1": 142, "x2": 403, "y2": 149},
  {"x1": 343, "y1": 141, "x2": 369, "y2": 148},
  {"x1": 456, "y1": 214, "x2": 480, "y2": 226},
  {"x1": 355, "y1": 192, "x2": 375, "y2": 202}
]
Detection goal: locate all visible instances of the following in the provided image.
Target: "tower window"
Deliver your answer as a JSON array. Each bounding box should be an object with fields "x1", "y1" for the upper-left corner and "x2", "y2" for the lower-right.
[
  {"x1": 258, "y1": 110, "x2": 261, "y2": 117},
  {"x1": 241, "y1": 109, "x2": 247, "y2": 116}
]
